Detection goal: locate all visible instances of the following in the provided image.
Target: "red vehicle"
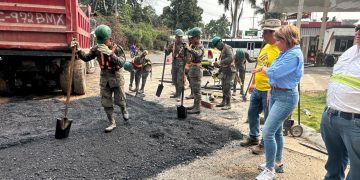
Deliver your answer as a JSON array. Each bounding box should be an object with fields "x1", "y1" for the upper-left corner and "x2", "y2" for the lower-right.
[{"x1": 0, "y1": 0, "x2": 91, "y2": 94}]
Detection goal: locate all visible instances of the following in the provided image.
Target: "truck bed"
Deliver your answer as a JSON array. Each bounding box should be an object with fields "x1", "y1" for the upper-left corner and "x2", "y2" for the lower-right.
[{"x1": 0, "y1": 0, "x2": 90, "y2": 51}]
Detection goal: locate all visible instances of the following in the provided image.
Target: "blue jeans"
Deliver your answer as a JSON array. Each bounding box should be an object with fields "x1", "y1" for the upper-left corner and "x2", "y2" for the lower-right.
[
  {"x1": 264, "y1": 89, "x2": 298, "y2": 169},
  {"x1": 248, "y1": 88, "x2": 269, "y2": 143},
  {"x1": 321, "y1": 109, "x2": 360, "y2": 180}
]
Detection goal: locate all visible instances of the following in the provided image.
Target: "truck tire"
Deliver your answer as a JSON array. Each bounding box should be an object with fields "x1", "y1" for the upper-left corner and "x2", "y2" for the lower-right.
[
  {"x1": 0, "y1": 62, "x2": 13, "y2": 95},
  {"x1": 73, "y1": 60, "x2": 86, "y2": 95},
  {"x1": 0, "y1": 78, "x2": 11, "y2": 95},
  {"x1": 59, "y1": 60, "x2": 70, "y2": 95},
  {"x1": 86, "y1": 60, "x2": 96, "y2": 74}
]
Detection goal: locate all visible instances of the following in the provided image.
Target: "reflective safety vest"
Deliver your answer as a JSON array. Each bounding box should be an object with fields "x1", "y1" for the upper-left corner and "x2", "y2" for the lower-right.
[
  {"x1": 330, "y1": 73, "x2": 360, "y2": 90},
  {"x1": 99, "y1": 52, "x2": 120, "y2": 70}
]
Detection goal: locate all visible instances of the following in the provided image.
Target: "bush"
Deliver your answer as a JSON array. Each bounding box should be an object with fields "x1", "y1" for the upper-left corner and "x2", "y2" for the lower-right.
[{"x1": 93, "y1": 14, "x2": 170, "y2": 51}]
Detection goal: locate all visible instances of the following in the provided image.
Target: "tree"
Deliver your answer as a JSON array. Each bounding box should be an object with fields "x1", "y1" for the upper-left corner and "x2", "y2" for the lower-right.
[
  {"x1": 161, "y1": 0, "x2": 204, "y2": 31},
  {"x1": 204, "y1": 14, "x2": 231, "y2": 39},
  {"x1": 218, "y1": 0, "x2": 256, "y2": 38},
  {"x1": 253, "y1": 0, "x2": 284, "y2": 22}
]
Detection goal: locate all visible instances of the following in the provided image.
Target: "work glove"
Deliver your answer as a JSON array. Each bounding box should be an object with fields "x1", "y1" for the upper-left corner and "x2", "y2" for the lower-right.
[
  {"x1": 70, "y1": 40, "x2": 78, "y2": 48},
  {"x1": 213, "y1": 61, "x2": 220, "y2": 68},
  {"x1": 183, "y1": 43, "x2": 190, "y2": 50}
]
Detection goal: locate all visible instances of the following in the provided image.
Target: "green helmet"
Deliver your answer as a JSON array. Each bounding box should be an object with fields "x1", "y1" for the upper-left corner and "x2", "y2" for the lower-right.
[
  {"x1": 211, "y1": 36, "x2": 221, "y2": 47},
  {"x1": 236, "y1": 49, "x2": 245, "y2": 60},
  {"x1": 123, "y1": 61, "x2": 132, "y2": 71},
  {"x1": 188, "y1": 27, "x2": 202, "y2": 37},
  {"x1": 186, "y1": 29, "x2": 193, "y2": 37},
  {"x1": 175, "y1": 29, "x2": 184, "y2": 36},
  {"x1": 95, "y1": 24, "x2": 112, "y2": 44}
]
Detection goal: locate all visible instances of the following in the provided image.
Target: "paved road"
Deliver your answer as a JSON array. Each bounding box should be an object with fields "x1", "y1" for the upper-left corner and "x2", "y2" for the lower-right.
[{"x1": 0, "y1": 52, "x2": 331, "y2": 179}]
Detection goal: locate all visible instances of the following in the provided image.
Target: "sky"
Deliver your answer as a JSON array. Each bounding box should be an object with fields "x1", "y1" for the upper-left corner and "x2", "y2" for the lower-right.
[{"x1": 147, "y1": 0, "x2": 360, "y2": 31}]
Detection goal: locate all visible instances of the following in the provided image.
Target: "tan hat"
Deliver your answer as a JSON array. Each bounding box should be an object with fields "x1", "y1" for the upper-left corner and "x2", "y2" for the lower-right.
[{"x1": 262, "y1": 19, "x2": 281, "y2": 31}]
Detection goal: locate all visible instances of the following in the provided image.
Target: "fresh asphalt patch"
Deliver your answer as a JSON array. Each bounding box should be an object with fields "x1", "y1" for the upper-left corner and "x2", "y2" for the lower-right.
[{"x1": 0, "y1": 95, "x2": 242, "y2": 179}]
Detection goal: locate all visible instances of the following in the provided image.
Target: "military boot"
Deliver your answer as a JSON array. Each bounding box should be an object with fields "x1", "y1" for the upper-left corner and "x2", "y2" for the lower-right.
[
  {"x1": 188, "y1": 100, "x2": 200, "y2": 114},
  {"x1": 240, "y1": 84, "x2": 244, "y2": 95},
  {"x1": 105, "y1": 114, "x2": 116, "y2": 133},
  {"x1": 221, "y1": 97, "x2": 231, "y2": 110},
  {"x1": 216, "y1": 97, "x2": 226, "y2": 107},
  {"x1": 121, "y1": 106, "x2": 129, "y2": 121}
]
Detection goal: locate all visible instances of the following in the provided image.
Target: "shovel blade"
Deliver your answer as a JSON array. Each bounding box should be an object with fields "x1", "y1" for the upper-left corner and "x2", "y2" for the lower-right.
[
  {"x1": 241, "y1": 95, "x2": 247, "y2": 102},
  {"x1": 156, "y1": 84, "x2": 163, "y2": 97},
  {"x1": 177, "y1": 105, "x2": 187, "y2": 119},
  {"x1": 55, "y1": 118, "x2": 73, "y2": 139}
]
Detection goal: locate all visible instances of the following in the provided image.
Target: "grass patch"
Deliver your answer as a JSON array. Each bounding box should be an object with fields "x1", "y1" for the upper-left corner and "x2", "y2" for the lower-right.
[{"x1": 291, "y1": 91, "x2": 327, "y2": 132}]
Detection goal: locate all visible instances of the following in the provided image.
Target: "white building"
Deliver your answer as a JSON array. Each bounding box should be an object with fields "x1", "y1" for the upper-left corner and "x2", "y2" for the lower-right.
[{"x1": 299, "y1": 21, "x2": 355, "y2": 63}]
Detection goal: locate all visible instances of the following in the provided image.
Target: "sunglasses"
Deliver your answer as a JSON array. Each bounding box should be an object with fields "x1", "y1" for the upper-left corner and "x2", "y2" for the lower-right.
[{"x1": 355, "y1": 26, "x2": 360, "y2": 32}]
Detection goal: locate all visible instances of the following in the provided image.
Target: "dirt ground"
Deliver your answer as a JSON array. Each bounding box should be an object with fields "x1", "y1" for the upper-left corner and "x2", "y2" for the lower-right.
[{"x1": 0, "y1": 55, "x2": 333, "y2": 179}]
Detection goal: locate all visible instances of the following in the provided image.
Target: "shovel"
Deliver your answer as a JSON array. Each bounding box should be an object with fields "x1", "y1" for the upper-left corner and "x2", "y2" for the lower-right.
[
  {"x1": 156, "y1": 41, "x2": 169, "y2": 97},
  {"x1": 55, "y1": 44, "x2": 76, "y2": 139},
  {"x1": 177, "y1": 46, "x2": 187, "y2": 119},
  {"x1": 242, "y1": 62, "x2": 257, "y2": 102}
]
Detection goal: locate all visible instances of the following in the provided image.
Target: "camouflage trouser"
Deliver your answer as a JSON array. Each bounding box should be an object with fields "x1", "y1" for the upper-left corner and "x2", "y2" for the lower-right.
[
  {"x1": 129, "y1": 69, "x2": 135, "y2": 87},
  {"x1": 171, "y1": 62, "x2": 177, "y2": 85},
  {"x1": 233, "y1": 66, "x2": 245, "y2": 94},
  {"x1": 139, "y1": 71, "x2": 150, "y2": 90},
  {"x1": 100, "y1": 70, "x2": 126, "y2": 115},
  {"x1": 189, "y1": 64, "x2": 202, "y2": 108},
  {"x1": 221, "y1": 69, "x2": 236, "y2": 105},
  {"x1": 171, "y1": 61, "x2": 184, "y2": 96}
]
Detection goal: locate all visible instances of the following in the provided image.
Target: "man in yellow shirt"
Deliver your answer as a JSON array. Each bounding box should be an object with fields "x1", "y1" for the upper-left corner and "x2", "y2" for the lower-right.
[{"x1": 240, "y1": 19, "x2": 281, "y2": 155}]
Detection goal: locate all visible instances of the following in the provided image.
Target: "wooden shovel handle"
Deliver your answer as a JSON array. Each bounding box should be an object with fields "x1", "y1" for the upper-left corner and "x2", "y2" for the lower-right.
[{"x1": 64, "y1": 44, "x2": 77, "y2": 118}]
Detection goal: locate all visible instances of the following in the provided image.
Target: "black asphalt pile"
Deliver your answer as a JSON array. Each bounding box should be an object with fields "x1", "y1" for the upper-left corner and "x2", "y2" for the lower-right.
[{"x1": 0, "y1": 95, "x2": 242, "y2": 179}]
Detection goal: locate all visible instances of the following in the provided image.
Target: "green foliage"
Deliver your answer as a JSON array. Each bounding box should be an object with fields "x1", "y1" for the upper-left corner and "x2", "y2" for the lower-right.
[
  {"x1": 79, "y1": 0, "x2": 170, "y2": 50},
  {"x1": 204, "y1": 14, "x2": 231, "y2": 39},
  {"x1": 291, "y1": 91, "x2": 327, "y2": 132},
  {"x1": 161, "y1": 0, "x2": 203, "y2": 31},
  {"x1": 253, "y1": 1, "x2": 284, "y2": 21}
]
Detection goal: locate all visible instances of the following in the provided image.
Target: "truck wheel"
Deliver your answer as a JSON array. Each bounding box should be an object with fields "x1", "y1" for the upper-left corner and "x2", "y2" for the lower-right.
[
  {"x1": 59, "y1": 60, "x2": 69, "y2": 94},
  {"x1": 0, "y1": 78, "x2": 11, "y2": 95},
  {"x1": 86, "y1": 60, "x2": 96, "y2": 74},
  {"x1": 73, "y1": 60, "x2": 86, "y2": 95}
]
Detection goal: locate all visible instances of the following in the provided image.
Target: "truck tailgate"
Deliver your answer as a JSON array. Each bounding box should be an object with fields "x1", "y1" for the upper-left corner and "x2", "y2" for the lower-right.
[{"x1": 0, "y1": 0, "x2": 90, "y2": 51}]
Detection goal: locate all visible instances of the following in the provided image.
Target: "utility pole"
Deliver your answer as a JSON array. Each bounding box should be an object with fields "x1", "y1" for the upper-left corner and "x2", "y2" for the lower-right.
[{"x1": 251, "y1": 15, "x2": 256, "y2": 29}]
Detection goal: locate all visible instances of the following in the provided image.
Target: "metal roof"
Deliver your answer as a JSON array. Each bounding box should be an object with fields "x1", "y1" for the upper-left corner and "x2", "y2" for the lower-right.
[{"x1": 267, "y1": 0, "x2": 360, "y2": 13}]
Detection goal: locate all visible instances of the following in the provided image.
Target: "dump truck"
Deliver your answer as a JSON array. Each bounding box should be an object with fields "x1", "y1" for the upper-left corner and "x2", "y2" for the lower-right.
[{"x1": 0, "y1": 0, "x2": 91, "y2": 95}]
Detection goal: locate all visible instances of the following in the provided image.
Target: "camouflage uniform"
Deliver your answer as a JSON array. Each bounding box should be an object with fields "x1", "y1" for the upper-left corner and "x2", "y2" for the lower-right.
[
  {"x1": 233, "y1": 51, "x2": 254, "y2": 95},
  {"x1": 217, "y1": 44, "x2": 236, "y2": 110},
  {"x1": 132, "y1": 55, "x2": 152, "y2": 94},
  {"x1": 165, "y1": 41, "x2": 186, "y2": 98},
  {"x1": 129, "y1": 49, "x2": 143, "y2": 91},
  {"x1": 77, "y1": 43, "x2": 129, "y2": 125},
  {"x1": 187, "y1": 43, "x2": 204, "y2": 113}
]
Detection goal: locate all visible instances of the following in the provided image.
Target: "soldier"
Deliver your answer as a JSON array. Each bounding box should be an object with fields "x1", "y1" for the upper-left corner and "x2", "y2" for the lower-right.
[
  {"x1": 233, "y1": 49, "x2": 255, "y2": 95},
  {"x1": 185, "y1": 35, "x2": 193, "y2": 99},
  {"x1": 132, "y1": 50, "x2": 152, "y2": 95},
  {"x1": 165, "y1": 29, "x2": 186, "y2": 99},
  {"x1": 72, "y1": 24, "x2": 129, "y2": 133},
  {"x1": 212, "y1": 36, "x2": 236, "y2": 110},
  {"x1": 185, "y1": 27, "x2": 204, "y2": 114},
  {"x1": 129, "y1": 47, "x2": 144, "y2": 91}
]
